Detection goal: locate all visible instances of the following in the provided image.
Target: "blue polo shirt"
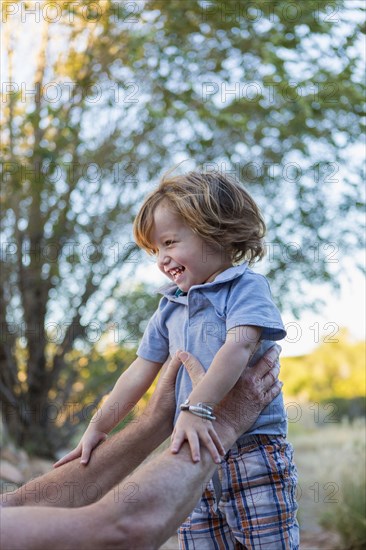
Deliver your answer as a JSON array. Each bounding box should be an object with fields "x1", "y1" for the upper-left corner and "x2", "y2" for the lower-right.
[{"x1": 137, "y1": 263, "x2": 287, "y2": 436}]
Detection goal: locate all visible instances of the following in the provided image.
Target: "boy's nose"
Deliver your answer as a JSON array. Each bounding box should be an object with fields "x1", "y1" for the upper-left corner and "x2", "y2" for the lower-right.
[{"x1": 158, "y1": 251, "x2": 170, "y2": 269}]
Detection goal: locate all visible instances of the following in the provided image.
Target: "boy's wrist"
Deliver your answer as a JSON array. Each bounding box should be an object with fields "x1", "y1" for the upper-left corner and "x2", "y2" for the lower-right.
[
  {"x1": 86, "y1": 419, "x2": 109, "y2": 435},
  {"x1": 180, "y1": 400, "x2": 216, "y2": 420}
]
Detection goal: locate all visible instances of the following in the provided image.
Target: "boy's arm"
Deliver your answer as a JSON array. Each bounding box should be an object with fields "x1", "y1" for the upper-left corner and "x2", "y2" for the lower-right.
[
  {"x1": 54, "y1": 357, "x2": 163, "y2": 467},
  {"x1": 185, "y1": 325, "x2": 261, "y2": 408},
  {"x1": 89, "y1": 357, "x2": 163, "y2": 433},
  {"x1": 171, "y1": 325, "x2": 261, "y2": 462}
]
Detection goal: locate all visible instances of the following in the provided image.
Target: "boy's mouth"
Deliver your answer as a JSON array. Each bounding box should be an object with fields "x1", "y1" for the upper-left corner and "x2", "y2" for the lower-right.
[{"x1": 168, "y1": 266, "x2": 185, "y2": 281}]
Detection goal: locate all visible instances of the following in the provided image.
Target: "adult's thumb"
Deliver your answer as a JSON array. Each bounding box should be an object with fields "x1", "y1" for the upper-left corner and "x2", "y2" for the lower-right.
[{"x1": 178, "y1": 351, "x2": 205, "y2": 387}]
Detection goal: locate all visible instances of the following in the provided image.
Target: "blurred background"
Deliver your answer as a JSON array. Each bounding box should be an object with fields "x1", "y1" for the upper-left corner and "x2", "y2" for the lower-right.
[{"x1": 1, "y1": 1, "x2": 365, "y2": 548}]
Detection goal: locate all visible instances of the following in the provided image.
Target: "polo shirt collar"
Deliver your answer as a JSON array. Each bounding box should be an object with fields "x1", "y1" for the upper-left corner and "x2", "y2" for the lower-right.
[{"x1": 156, "y1": 262, "x2": 248, "y2": 300}]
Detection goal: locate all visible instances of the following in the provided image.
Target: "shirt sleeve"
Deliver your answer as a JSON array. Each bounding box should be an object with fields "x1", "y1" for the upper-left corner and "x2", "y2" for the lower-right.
[
  {"x1": 137, "y1": 298, "x2": 170, "y2": 363},
  {"x1": 226, "y1": 271, "x2": 286, "y2": 341}
]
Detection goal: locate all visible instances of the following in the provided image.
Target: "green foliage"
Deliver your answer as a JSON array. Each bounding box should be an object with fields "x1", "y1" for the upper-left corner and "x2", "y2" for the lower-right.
[
  {"x1": 289, "y1": 418, "x2": 365, "y2": 546},
  {"x1": 322, "y1": 396, "x2": 366, "y2": 421},
  {"x1": 51, "y1": 343, "x2": 137, "y2": 447},
  {"x1": 1, "y1": 0, "x2": 364, "y2": 454},
  {"x1": 111, "y1": 283, "x2": 161, "y2": 347},
  {"x1": 53, "y1": 283, "x2": 160, "y2": 444},
  {"x1": 320, "y1": 435, "x2": 366, "y2": 548},
  {"x1": 281, "y1": 330, "x2": 366, "y2": 411}
]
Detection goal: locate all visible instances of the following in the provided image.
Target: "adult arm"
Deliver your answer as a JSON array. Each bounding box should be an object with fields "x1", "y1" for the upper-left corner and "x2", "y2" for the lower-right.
[
  {"x1": 2, "y1": 346, "x2": 282, "y2": 550},
  {"x1": 1, "y1": 356, "x2": 175, "y2": 508},
  {"x1": 103, "y1": 344, "x2": 283, "y2": 549}
]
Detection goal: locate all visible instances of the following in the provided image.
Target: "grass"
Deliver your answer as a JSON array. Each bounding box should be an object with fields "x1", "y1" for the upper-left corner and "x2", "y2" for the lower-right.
[
  {"x1": 319, "y1": 428, "x2": 366, "y2": 549},
  {"x1": 288, "y1": 408, "x2": 366, "y2": 549}
]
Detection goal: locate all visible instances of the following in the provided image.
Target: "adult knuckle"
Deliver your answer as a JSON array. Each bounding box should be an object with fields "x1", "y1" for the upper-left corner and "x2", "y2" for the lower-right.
[
  {"x1": 252, "y1": 385, "x2": 261, "y2": 398},
  {"x1": 262, "y1": 356, "x2": 273, "y2": 368}
]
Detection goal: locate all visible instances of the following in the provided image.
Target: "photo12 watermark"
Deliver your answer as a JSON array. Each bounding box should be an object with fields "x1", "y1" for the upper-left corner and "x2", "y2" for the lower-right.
[
  {"x1": 201, "y1": 81, "x2": 339, "y2": 105},
  {"x1": 201, "y1": 160, "x2": 340, "y2": 184},
  {"x1": 200, "y1": 1, "x2": 342, "y2": 24},
  {"x1": 1, "y1": 1, "x2": 144, "y2": 24},
  {"x1": 1, "y1": 81, "x2": 141, "y2": 105}
]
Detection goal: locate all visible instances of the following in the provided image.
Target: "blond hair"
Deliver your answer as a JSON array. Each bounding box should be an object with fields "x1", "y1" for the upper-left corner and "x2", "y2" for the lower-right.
[{"x1": 133, "y1": 170, "x2": 266, "y2": 264}]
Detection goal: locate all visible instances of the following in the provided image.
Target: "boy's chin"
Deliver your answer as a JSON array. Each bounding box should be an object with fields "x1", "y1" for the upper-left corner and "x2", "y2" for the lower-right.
[{"x1": 177, "y1": 284, "x2": 190, "y2": 293}]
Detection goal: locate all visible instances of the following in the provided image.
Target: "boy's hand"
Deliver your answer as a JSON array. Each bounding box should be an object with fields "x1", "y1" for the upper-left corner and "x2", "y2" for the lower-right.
[
  {"x1": 170, "y1": 410, "x2": 225, "y2": 464},
  {"x1": 53, "y1": 427, "x2": 108, "y2": 468}
]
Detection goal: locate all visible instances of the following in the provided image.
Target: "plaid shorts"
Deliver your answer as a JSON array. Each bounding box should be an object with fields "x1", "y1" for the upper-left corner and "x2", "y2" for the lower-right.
[{"x1": 178, "y1": 435, "x2": 299, "y2": 549}]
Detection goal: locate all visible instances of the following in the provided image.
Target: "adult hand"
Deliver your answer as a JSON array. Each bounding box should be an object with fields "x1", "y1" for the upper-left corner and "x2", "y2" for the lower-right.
[
  {"x1": 178, "y1": 345, "x2": 282, "y2": 449},
  {"x1": 141, "y1": 353, "x2": 181, "y2": 437}
]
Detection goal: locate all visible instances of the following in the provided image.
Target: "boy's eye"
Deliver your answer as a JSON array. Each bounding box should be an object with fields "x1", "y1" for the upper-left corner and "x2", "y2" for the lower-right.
[{"x1": 165, "y1": 240, "x2": 174, "y2": 246}]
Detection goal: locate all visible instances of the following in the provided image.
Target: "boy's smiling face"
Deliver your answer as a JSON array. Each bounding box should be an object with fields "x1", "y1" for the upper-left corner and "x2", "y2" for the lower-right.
[{"x1": 151, "y1": 201, "x2": 232, "y2": 292}]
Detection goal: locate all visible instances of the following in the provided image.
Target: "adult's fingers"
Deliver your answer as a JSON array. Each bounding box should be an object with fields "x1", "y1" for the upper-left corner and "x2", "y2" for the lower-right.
[
  {"x1": 254, "y1": 344, "x2": 281, "y2": 379},
  {"x1": 178, "y1": 350, "x2": 205, "y2": 387},
  {"x1": 148, "y1": 354, "x2": 179, "y2": 402},
  {"x1": 160, "y1": 354, "x2": 181, "y2": 381},
  {"x1": 263, "y1": 380, "x2": 283, "y2": 406},
  {"x1": 262, "y1": 364, "x2": 280, "y2": 389}
]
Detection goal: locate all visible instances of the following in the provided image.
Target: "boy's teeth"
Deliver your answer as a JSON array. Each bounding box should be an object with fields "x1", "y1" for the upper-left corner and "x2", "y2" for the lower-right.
[{"x1": 170, "y1": 267, "x2": 184, "y2": 277}]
